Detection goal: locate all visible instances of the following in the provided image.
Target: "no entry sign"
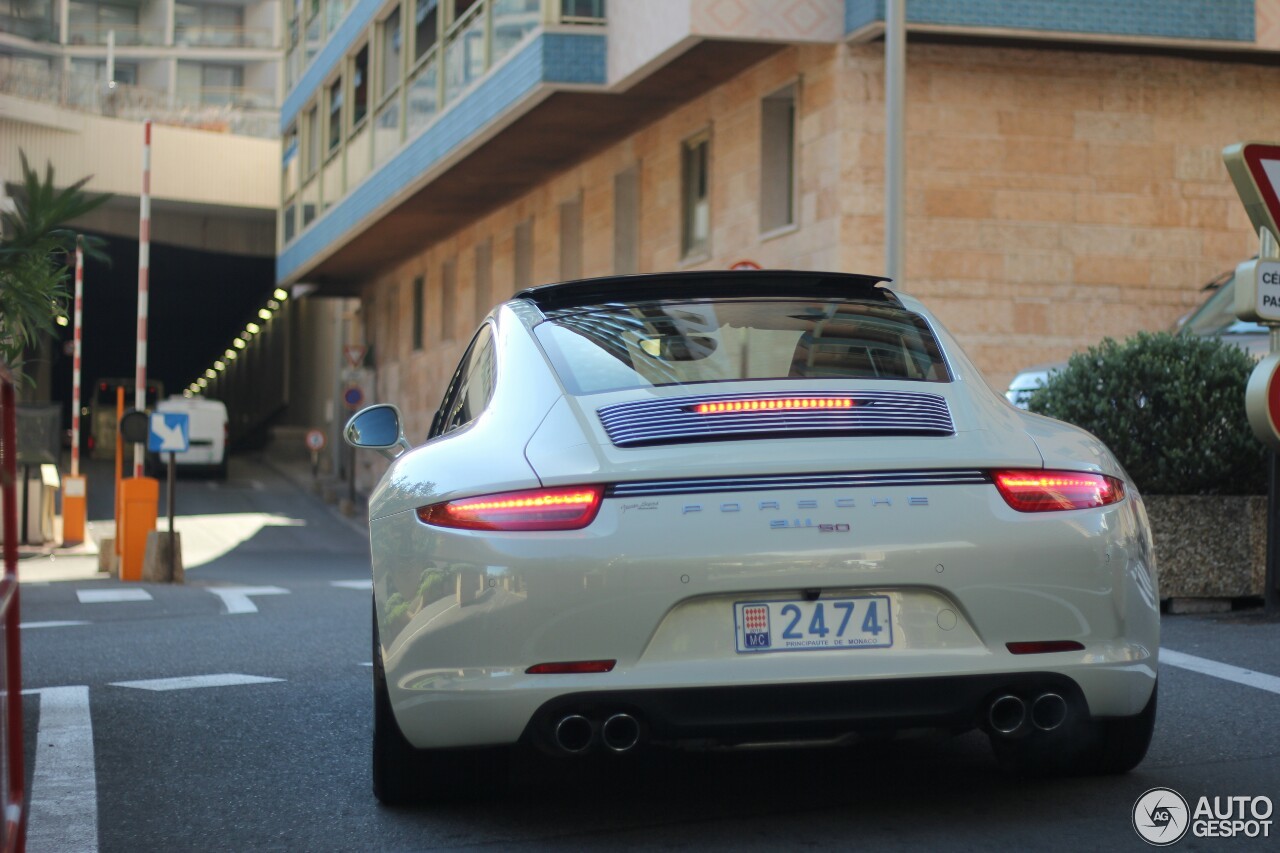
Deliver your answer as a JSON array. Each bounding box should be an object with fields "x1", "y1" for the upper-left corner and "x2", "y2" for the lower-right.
[{"x1": 1246, "y1": 354, "x2": 1280, "y2": 450}]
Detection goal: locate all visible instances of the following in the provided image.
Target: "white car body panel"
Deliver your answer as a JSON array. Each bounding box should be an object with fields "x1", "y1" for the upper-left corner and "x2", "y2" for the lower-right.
[{"x1": 356, "y1": 275, "x2": 1159, "y2": 759}]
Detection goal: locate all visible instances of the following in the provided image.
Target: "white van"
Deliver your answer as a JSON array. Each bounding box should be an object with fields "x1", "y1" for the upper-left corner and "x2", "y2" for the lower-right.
[{"x1": 152, "y1": 396, "x2": 229, "y2": 479}]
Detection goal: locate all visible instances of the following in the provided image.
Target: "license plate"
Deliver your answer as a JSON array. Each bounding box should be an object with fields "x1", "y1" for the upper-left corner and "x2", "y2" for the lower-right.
[{"x1": 734, "y1": 596, "x2": 893, "y2": 653}]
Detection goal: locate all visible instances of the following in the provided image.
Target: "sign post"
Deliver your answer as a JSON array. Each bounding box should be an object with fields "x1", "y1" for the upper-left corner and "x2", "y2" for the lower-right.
[
  {"x1": 305, "y1": 429, "x2": 326, "y2": 480},
  {"x1": 148, "y1": 412, "x2": 188, "y2": 582},
  {"x1": 1224, "y1": 140, "x2": 1280, "y2": 614}
]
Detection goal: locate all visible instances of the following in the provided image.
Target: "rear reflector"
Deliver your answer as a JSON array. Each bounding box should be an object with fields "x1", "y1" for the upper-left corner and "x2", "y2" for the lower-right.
[
  {"x1": 525, "y1": 660, "x2": 616, "y2": 674},
  {"x1": 417, "y1": 485, "x2": 604, "y2": 531},
  {"x1": 1006, "y1": 641, "x2": 1086, "y2": 655},
  {"x1": 993, "y1": 470, "x2": 1125, "y2": 512},
  {"x1": 693, "y1": 397, "x2": 853, "y2": 414}
]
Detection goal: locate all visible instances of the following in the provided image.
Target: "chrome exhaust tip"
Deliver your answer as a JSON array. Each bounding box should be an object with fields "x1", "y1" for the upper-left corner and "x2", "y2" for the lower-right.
[
  {"x1": 988, "y1": 694, "x2": 1027, "y2": 735},
  {"x1": 601, "y1": 713, "x2": 641, "y2": 753},
  {"x1": 554, "y1": 714, "x2": 594, "y2": 753},
  {"x1": 1031, "y1": 692, "x2": 1068, "y2": 732}
]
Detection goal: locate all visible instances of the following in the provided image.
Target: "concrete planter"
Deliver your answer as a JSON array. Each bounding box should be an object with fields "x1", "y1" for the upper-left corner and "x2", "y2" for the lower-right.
[{"x1": 1144, "y1": 494, "x2": 1267, "y2": 599}]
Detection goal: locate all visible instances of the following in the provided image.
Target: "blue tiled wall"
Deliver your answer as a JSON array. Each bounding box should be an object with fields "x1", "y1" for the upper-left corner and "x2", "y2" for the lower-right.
[
  {"x1": 278, "y1": 32, "x2": 606, "y2": 284},
  {"x1": 845, "y1": 0, "x2": 1255, "y2": 42}
]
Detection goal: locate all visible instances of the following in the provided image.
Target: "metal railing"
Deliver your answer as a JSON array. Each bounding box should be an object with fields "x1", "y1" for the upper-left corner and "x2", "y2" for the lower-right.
[
  {"x1": 65, "y1": 23, "x2": 167, "y2": 46},
  {"x1": 0, "y1": 362, "x2": 29, "y2": 853},
  {"x1": 0, "y1": 62, "x2": 279, "y2": 138},
  {"x1": 174, "y1": 25, "x2": 277, "y2": 49},
  {"x1": 175, "y1": 85, "x2": 276, "y2": 111}
]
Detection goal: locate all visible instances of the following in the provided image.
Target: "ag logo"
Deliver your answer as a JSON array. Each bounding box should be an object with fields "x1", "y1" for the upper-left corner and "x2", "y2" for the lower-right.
[{"x1": 1133, "y1": 787, "x2": 1190, "y2": 846}]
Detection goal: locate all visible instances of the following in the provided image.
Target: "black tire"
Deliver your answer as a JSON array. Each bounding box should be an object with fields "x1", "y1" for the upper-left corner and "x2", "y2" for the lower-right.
[
  {"x1": 371, "y1": 601, "x2": 509, "y2": 805},
  {"x1": 991, "y1": 682, "x2": 1157, "y2": 777}
]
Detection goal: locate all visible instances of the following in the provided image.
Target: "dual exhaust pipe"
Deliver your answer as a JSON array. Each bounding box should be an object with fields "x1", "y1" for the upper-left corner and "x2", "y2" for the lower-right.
[
  {"x1": 988, "y1": 692, "x2": 1068, "y2": 736},
  {"x1": 554, "y1": 713, "x2": 641, "y2": 754}
]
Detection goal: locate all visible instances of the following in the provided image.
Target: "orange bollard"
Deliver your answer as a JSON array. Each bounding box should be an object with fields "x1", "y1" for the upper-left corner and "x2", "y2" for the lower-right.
[
  {"x1": 62, "y1": 475, "x2": 86, "y2": 545},
  {"x1": 119, "y1": 476, "x2": 158, "y2": 582}
]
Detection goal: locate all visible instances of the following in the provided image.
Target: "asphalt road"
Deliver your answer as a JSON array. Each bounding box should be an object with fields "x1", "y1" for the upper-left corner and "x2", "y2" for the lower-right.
[{"x1": 16, "y1": 457, "x2": 1280, "y2": 852}]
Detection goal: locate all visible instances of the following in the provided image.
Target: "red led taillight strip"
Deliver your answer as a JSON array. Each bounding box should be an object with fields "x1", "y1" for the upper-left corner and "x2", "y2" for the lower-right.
[
  {"x1": 993, "y1": 470, "x2": 1125, "y2": 512},
  {"x1": 693, "y1": 398, "x2": 854, "y2": 414},
  {"x1": 417, "y1": 485, "x2": 604, "y2": 531}
]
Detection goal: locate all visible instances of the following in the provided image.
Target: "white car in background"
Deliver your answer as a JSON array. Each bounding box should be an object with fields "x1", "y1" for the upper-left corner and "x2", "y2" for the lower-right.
[{"x1": 347, "y1": 271, "x2": 1160, "y2": 805}]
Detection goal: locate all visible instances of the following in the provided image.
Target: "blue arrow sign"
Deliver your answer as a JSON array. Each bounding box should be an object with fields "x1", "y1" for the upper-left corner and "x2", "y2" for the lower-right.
[{"x1": 149, "y1": 412, "x2": 190, "y2": 453}]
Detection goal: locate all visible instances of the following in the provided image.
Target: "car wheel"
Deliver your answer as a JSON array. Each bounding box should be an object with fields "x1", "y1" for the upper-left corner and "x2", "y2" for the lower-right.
[
  {"x1": 371, "y1": 601, "x2": 509, "y2": 805},
  {"x1": 991, "y1": 682, "x2": 1157, "y2": 777}
]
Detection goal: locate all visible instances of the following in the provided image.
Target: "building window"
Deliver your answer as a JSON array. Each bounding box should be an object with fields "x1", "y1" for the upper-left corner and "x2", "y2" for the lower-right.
[
  {"x1": 303, "y1": 105, "x2": 320, "y2": 176},
  {"x1": 761, "y1": 83, "x2": 797, "y2": 234},
  {"x1": 475, "y1": 239, "x2": 493, "y2": 319},
  {"x1": 441, "y1": 259, "x2": 457, "y2": 341},
  {"x1": 412, "y1": 275, "x2": 424, "y2": 350},
  {"x1": 613, "y1": 166, "x2": 638, "y2": 275},
  {"x1": 352, "y1": 45, "x2": 369, "y2": 128},
  {"x1": 380, "y1": 6, "x2": 402, "y2": 100},
  {"x1": 414, "y1": 0, "x2": 438, "y2": 61},
  {"x1": 561, "y1": 0, "x2": 605, "y2": 23},
  {"x1": 327, "y1": 76, "x2": 343, "y2": 152},
  {"x1": 559, "y1": 194, "x2": 582, "y2": 281},
  {"x1": 514, "y1": 218, "x2": 534, "y2": 291},
  {"x1": 681, "y1": 130, "x2": 711, "y2": 259}
]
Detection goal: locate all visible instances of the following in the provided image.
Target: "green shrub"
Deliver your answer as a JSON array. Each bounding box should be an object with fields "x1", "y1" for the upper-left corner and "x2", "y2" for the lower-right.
[{"x1": 1028, "y1": 331, "x2": 1266, "y2": 495}]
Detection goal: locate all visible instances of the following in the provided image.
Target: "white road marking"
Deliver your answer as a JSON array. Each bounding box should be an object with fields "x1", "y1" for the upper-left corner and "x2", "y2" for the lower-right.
[
  {"x1": 76, "y1": 589, "x2": 152, "y2": 604},
  {"x1": 331, "y1": 580, "x2": 372, "y2": 590},
  {"x1": 24, "y1": 685, "x2": 98, "y2": 853},
  {"x1": 1163, "y1": 649, "x2": 1280, "y2": 696},
  {"x1": 110, "y1": 674, "x2": 284, "y2": 691},
  {"x1": 359, "y1": 662, "x2": 372, "y2": 667},
  {"x1": 207, "y1": 585, "x2": 289, "y2": 615},
  {"x1": 21, "y1": 621, "x2": 90, "y2": 630}
]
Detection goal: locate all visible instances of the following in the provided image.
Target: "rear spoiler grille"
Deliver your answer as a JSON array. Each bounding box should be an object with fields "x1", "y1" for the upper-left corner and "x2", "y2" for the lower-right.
[
  {"x1": 597, "y1": 390, "x2": 955, "y2": 448},
  {"x1": 607, "y1": 469, "x2": 990, "y2": 498}
]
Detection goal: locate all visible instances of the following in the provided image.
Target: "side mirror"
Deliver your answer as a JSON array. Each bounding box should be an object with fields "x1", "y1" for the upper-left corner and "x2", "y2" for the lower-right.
[{"x1": 344, "y1": 404, "x2": 412, "y2": 460}]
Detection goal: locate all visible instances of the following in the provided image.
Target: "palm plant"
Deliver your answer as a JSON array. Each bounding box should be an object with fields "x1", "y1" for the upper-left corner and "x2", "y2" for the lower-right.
[{"x1": 0, "y1": 151, "x2": 111, "y2": 374}]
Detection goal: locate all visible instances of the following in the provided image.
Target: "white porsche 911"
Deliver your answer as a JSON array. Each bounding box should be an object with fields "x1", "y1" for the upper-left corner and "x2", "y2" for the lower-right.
[{"x1": 346, "y1": 271, "x2": 1159, "y2": 804}]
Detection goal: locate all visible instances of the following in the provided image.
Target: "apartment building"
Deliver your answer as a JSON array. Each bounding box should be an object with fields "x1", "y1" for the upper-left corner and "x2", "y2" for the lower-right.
[
  {"x1": 273, "y1": 0, "x2": 1280, "y2": 486},
  {"x1": 1, "y1": 0, "x2": 281, "y2": 134}
]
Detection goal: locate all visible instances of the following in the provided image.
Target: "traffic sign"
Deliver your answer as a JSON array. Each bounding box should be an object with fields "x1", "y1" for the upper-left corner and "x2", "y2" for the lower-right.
[
  {"x1": 305, "y1": 428, "x2": 327, "y2": 451},
  {"x1": 148, "y1": 412, "x2": 190, "y2": 453},
  {"x1": 344, "y1": 345, "x2": 368, "y2": 369},
  {"x1": 730, "y1": 260, "x2": 762, "y2": 270},
  {"x1": 1247, "y1": 355, "x2": 1280, "y2": 450},
  {"x1": 343, "y1": 385, "x2": 364, "y2": 410},
  {"x1": 1224, "y1": 142, "x2": 1280, "y2": 243}
]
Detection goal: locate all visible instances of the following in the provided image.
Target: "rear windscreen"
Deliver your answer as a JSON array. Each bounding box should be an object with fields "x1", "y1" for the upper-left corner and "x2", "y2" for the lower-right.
[{"x1": 534, "y1": 298, "x2": 950, "y2": 396}]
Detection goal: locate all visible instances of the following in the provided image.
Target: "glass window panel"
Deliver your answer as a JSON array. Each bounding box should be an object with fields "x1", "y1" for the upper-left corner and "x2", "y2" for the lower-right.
[
  {"x1": 374, "y1": 100, "x2": 401, "y2": 165},
  {"x1": 681, "y1": 134, "x2": 710, "y2": 257},
  {"x1": 347, "y1": 124, "x2": 371, "y2": 187},
  {"x1": 325, "y1": 0, "x2": 344, "y2": 35},
  {"x1": 380, "y1": 7, "x2": 402, "y2": 100},
  {"x1": 414, "y1": 0, "x2": 438, "y2": 60},
  {"x1": 304, "y1": 105, "x2": 320, "y2": 175},
  {"x1": 443, "y1": 7, "x2": 483, "y2": 103},
  {"x1": 327, "y1": 76, "x2": 343, "y2": 151},
  {"x1": 492, "y1": 0, "x2": 538, "y2": 65},
  {"x1": 352, "y1": 45, "x2": 369, "y2": 127},
  {"x1": 405, "y1": 54, "x2": 438, "y2": 135}
]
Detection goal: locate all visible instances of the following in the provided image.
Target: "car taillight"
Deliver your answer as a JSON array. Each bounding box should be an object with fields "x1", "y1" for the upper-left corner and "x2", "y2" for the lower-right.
[
  {"x1": 417, "y1": 485, "x2": 604, "y2": 531},
  {"x1": 692, "y1": 397, "x2": 853, "y2": 414},
  {"x1": 993, "y1": 470, "x2": 1125, "y2": 512}
]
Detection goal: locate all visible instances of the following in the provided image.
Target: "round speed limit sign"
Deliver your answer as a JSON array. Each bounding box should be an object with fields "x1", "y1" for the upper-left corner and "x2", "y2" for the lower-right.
[{"x1": 305, "y1": 429, "x2": 327, "y2": 452}]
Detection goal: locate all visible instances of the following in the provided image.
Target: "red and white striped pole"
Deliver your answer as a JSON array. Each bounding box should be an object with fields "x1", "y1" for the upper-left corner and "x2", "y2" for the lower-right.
[
  {"x1": 62, "y1": 235, "x2": 89, "y2": 544},
  {"x1": 134, "y1": 118, "x2": 151, "y2": 477},
  {"x1": 71, "y1": 236, "x2": 84, "y2": 477}
]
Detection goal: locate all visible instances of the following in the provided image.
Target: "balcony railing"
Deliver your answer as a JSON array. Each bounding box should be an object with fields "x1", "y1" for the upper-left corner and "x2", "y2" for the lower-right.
[
  {"x1": 176, "y1": 85, "x2": 277, "y2": 111},
  {"x1": 175, "y1": 25, "x2": 277, "y2": 50},
  {"x1": 66, "y1": 24, "x2": 167, "y2": 47},
  {"x1": 0, "y1": 62, "x2": 279, "y2": 138}
]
